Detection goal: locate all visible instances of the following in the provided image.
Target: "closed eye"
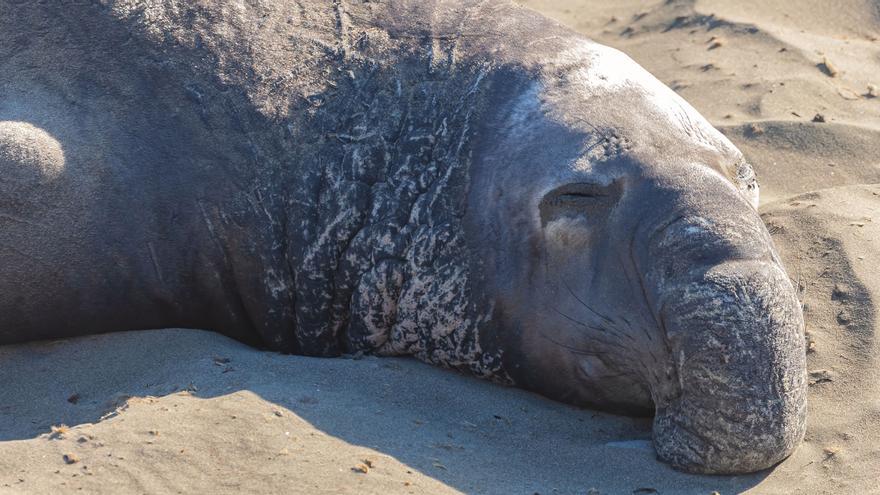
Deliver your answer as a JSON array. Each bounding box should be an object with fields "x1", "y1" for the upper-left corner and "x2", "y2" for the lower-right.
[
  {"x1": 539, "y1": 181, "x2": 620, "y2": 226},
  {"x1": 557, "y1": 190, "x2": 607, "y2": 202},
  {"x1": 543, "y1": 183, "x2": 611, "y2": 204}
]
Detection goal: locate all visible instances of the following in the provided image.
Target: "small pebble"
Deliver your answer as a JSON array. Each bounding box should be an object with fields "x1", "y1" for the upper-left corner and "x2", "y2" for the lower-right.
[
  {"x1": 809, "y1": 369, "x2": 834, "y2": 385},
  {"x1": 818, "y1": 57, "x2": 838, "y2": 77},
  {"x1": 747, "y1": 123, "x2": 765, "y2": 136}
]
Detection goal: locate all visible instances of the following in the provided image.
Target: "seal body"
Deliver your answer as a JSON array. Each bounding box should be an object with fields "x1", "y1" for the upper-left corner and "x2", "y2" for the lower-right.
[{"x1": 0, "y1": 0, "x2": 805, "y2": 474}]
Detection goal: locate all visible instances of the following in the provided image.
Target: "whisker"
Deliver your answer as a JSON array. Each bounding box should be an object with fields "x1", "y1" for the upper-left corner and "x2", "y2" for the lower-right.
[
  {"x1": 536, "y1": 329, "x2": 605, "y2": 357},
  {"x1": 591, "y1": 370, "x2": 638, "y2": 380},
  {"x1": 556, "y1": 282, "x2": 637, "y2": 342},
  {"x1": 561, "y1": 278, "x2": 616, "y2": 325},
  {"x1": 552, "y1": 306, "x2": 604, "y2": 333},
  {"x1": 551, "y1": 307, "x2": 631, "y2": 348},
  {"x1": 628, "y1": 235, "x2": 657, "y2": 343}
]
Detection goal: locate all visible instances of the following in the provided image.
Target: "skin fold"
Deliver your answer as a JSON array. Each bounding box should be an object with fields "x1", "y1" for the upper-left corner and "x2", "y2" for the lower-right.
[{"x1": 0, "y1": 0, "x2": 805, "y2": 474}]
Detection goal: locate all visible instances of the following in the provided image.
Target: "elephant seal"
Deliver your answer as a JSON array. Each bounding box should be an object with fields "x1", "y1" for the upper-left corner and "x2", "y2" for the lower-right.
[{"x1": 0, "y1": 0, "x2": 806, "y2": 474}]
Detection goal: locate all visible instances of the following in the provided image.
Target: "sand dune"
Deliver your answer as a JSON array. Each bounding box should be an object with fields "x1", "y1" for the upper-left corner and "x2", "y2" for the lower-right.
[
  {"x1": 720, "y1": 121, "x2": 880, "y2": 202},
  {"x1": 2, "y1": 1, "x2": 878, "y2": 493}
]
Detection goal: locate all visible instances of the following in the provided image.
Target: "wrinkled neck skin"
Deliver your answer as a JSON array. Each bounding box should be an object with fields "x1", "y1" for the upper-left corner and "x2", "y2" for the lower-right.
[{"x1": 279, "y1": 58, "x2": 507, "y2": 379}]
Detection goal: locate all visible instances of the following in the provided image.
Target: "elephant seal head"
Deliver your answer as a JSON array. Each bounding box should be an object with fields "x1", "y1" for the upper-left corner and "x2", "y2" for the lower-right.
[{"x1": 466, "y1": 41, "x2": 806, "y2": 474}]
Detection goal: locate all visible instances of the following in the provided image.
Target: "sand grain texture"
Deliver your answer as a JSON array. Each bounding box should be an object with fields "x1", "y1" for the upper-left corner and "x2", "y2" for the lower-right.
[{"x1": 2, "y1": 1, "x2": 879, "y2": 493}]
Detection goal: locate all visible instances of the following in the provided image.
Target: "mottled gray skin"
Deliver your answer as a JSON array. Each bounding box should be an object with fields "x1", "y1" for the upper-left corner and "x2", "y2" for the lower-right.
[{"x1": 0, "y1": 0, "x2": 806, "y2": 474}]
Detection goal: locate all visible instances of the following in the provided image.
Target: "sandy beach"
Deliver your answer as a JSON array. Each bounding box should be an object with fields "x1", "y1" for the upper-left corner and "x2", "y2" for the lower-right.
[{"x1": 1, "y1": 1, "x2": 878, "y2": 493}]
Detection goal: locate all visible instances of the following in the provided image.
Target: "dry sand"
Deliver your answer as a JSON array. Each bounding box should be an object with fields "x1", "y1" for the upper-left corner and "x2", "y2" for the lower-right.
[{"x1": 1, "y1": 1, "x2": 879, "y2": 493}]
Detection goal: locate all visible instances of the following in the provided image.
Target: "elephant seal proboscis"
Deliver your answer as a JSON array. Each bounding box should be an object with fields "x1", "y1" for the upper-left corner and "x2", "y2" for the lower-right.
[{"x1": 0, "y1": 0, "x2": 806, "y2": 474}]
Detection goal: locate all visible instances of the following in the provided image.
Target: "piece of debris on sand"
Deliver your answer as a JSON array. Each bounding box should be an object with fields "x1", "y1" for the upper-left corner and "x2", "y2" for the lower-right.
[
  {"x1": 747, "y1": 123, "x2": 765, "y2": 136},
  {"x1": 708, "y1": 36, "x2": 724, "y2": 50},
  {"x1": 49, "y1": 424, "x2": 70, "y2": 439},
  {"x1": 817, "y1": 57, "x2": 839, "y2": 77},
  {"x1": 809, "y1": 369, "x2": 834, "y2": 385}
]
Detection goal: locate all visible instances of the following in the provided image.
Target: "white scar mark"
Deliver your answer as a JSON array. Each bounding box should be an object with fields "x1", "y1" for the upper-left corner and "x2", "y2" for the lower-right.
[{"x1": 147, "y1": 241, "x2": 164, "y2": 285}]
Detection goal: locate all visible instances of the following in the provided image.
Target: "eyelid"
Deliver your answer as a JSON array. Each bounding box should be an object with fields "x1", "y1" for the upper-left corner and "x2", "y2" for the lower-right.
[
  {"x1": 539, "y1": 181, "x2": 619, "y2": 226},
  {"x1": 559, "y1": 191, "x2": 607, "y2": 199},
  {"x1": 548, "y1": 182, "x2": 609, "y2": 198}
]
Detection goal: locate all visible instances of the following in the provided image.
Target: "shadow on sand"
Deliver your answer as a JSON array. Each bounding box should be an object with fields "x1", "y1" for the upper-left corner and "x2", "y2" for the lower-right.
[{"x1": 0, "y1": 329, "x2": 767, "y2": 494}]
